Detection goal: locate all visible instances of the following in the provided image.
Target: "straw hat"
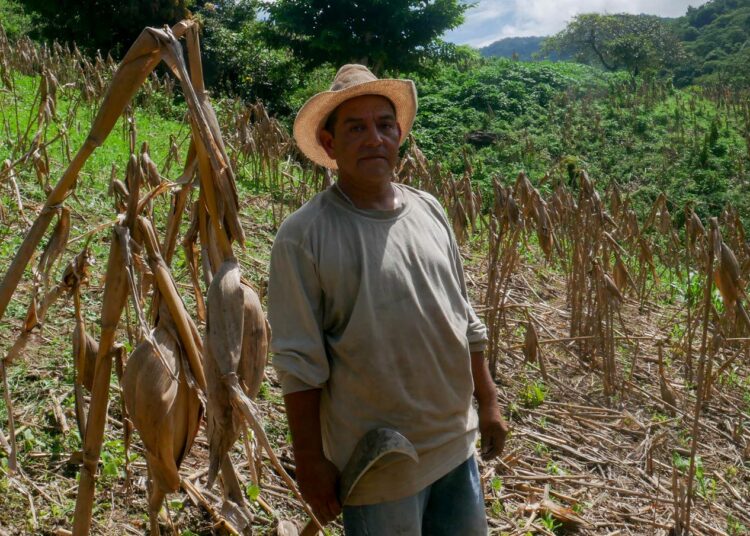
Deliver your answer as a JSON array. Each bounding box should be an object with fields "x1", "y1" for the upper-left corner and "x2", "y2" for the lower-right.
[{"x1": 293, "y1": 64, "x2": 417, "y2": 169}]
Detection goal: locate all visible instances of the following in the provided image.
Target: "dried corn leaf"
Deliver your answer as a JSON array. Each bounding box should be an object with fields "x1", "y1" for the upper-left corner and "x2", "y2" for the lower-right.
[
  {"x1": 613, "y1": 256, "x2": 631, "y2": 292},
  {"x1": 523, "y1": 322, "x2": 539, "y2": 364},
  {"x1": 36, "y1": 207, "x2": 71, "y2": 283},
  {"x1": 524, "y1": 498, "x2": 592, "y2": 529}
]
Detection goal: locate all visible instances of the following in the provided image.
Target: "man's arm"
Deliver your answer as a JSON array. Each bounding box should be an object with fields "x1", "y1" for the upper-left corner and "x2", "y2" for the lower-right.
[
  {"x1": 471, "y1": 351, "x2": 509, "y2": 460},
  {"x1": 284, "y1": 389, "x2": 341, "y2": 523}
]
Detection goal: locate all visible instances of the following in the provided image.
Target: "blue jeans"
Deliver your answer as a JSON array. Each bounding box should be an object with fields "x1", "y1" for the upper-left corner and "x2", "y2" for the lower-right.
[{"x1": 342, "y1": 456, "x2": 488, "y2": 535}]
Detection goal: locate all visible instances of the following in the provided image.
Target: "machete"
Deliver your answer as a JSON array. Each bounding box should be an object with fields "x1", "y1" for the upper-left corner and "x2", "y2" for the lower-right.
[{"x1": 299, "y1": 428, "x2": 418, "y2": 536}]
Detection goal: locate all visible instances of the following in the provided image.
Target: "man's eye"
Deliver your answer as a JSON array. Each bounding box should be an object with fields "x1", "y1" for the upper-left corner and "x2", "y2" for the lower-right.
[{"x1": 350, "y1": 125, "x2": 365, "y2": 132}]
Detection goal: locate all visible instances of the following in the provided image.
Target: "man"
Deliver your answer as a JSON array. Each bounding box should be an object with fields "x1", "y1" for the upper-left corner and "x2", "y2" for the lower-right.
[{"x1": 267, "y1": 64, "x2": 508, "y2": 535}]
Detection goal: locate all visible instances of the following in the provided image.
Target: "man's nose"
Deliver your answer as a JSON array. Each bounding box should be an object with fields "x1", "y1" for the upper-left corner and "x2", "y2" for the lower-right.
[{"x1": 363, "y1": 123, "x2": 384, "y2": 146}]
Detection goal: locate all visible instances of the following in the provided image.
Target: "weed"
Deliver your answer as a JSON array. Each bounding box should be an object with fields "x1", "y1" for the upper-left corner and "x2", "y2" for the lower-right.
[
  {"x1": 672, "y1": 453, "x2": 716, "y2": 499},
  {"x1": 546, "y1": 460, "x2": 565, "y2": 475},
  {"x1": 727, "y1": 514, "x2": 748, "y2": 535},
  {"x1": 520, "y1": 380, "x2": 548, "y2": 408},
  {"x1": 245, "y1": 483, "x2": 261, "y2": 502},
  {"x1": 491, "y1": 499, "x2": 504, "y2": 516},
  {"x1": 540, "y1": 511, "x2": 562, "y2": 533}
]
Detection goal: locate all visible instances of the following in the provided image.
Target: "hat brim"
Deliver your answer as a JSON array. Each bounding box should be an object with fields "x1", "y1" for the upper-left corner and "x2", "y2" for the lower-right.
[{"x1": 293, "y1": 79, "x2": 417, "y2": 170}]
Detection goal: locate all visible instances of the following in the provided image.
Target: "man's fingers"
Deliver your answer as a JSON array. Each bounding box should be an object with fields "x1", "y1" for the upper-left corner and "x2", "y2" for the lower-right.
[
  {"x1": 311, "y1": 495, "x2": 341, "y2": 524},
  {"x1": 480, "y1": 425, "x2": 508, "y2": 460}
]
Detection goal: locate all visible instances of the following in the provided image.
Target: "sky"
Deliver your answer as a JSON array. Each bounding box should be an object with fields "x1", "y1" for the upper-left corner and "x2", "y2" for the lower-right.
[{"x1": 444, "y1": 0, "x2": 710, "y2": 48}]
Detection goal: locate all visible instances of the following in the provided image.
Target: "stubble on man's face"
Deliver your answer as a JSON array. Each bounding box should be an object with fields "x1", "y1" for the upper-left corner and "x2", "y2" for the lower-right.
[{"x1": 320, "y1": 95, "x2": 401, "y2": 186}]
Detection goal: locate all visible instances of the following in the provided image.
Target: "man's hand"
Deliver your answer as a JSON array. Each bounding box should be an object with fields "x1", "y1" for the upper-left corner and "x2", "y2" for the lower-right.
[
  {"x1": 471, "y1": 351, "x2": 510, "y2": 460},
  {"x1": 295, "y1": 452, "x2": 342, "y2": 524},
  {"x1": 478, "y1": 404, "x2": 509, "y2": 461},
  {"x1": 284, "y1": 389, "x2": 342, "y2": 524}
]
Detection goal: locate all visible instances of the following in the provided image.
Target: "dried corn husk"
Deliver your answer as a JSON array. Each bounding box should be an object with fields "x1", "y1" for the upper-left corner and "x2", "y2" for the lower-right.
[
  {"x1": 140, "y1": 142, "x2": 162, "y2": 188},
  {"x1": 688, "y1": 211, "x2": 705, "y2": 244},
  {"x1": 72, "y1": 323, "x2": 97, "y2": 392},
  {"x1": 238, "y1": 283, "x2": 268, "y2": 399},
  {"x1": 204, "y1": 258, "x2": 250, "y2": 485},
  {"x1": 714, "y1": 242, "x2": 743, "y2": 308},
  {"x1": 122, "y1": 307, "x2": 202, "y2": 498}
]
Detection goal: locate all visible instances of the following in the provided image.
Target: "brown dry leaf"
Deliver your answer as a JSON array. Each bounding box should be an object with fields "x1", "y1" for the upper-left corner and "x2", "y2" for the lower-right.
[
  {"x1": 614, "y1": 255, "x2": 630, "y2": 292},
  {"x1": 534, "y1": 498, "x2": 592, "y2": 529},
  {"x1": 688, "y1": 211, "x2": 705, "y2": 244},
  {"x1": 523, "y1": 322, "x2": 539, "y2": 364},
  {"x1": 609, "y1": 183, "x2": 622, "y2": 218},
  {"x1": 603, "y1": 273, "x2": 624, "y2": 305},
  {"x1": 23, "y1": 297, "x2": 39, "y2": 332},
  {"x1": 37, "y1": 207, "x2": 71, "y2": 282},
  {"x1": 534, "y1": 200, "x2": 554, "y2": 260}
]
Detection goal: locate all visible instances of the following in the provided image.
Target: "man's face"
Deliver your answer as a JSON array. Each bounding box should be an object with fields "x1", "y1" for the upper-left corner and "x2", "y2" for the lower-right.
[{"x1": 319, "y1": 95, "x2": 402, "y2": 184}]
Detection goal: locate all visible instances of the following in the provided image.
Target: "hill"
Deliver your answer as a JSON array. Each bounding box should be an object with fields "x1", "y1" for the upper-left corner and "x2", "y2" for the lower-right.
[
  {"x1": 671, "y1": 0, "x2": 750, "y2": 86},
  {"x1": 479, "y1": 36, "x2": 573, "y2": 61},
  {"x1": 479, "y1": 36, "x2": 544, "y2": 60},
  {"x1": 412, "y1": 57, "x2": 750, "y2": 222}
]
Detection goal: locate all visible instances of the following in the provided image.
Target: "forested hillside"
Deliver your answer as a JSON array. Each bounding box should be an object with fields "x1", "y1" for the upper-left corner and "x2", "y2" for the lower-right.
[
  {"x1": 479, "y1": 36, "x2": 545, "y2": 60},
  {"x1": 672, "y1": 0, "x2": 750, "y2": 86}
]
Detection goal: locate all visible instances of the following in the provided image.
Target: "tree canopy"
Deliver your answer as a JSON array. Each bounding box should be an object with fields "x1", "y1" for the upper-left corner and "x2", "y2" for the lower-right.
[
  {"x1": 262, "y1": 0, "x2": 468, "y2": 74},
  {"x1": 542, "y1": 13, "x2": 685, "y2": 78},
  {"x1": 196, "y1": 0, "x2": 305, "y2": 113},
  {"x1": 19, "y1": 0, "x2": 191, "y2": 55}
]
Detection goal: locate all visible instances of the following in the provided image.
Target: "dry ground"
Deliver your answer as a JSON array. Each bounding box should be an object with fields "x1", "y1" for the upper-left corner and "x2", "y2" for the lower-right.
[{"x1": 0, "y1": 191, "x2": 749, "y2": 536}]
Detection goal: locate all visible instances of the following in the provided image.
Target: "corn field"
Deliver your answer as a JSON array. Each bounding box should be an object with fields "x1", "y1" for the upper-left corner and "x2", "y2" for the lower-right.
[{"x1": 0, "y1": 21, "x2": 749, "y2": 536}]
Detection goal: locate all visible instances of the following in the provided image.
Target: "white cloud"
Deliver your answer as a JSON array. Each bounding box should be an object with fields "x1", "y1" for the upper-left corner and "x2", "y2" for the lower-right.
[{"x1": 445, "y1": 0, "x2": 710, "y2": 48}]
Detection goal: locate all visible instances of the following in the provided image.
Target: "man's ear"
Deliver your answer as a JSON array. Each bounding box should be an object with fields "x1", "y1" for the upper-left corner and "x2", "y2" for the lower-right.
[{"x1": 319, "y1": 129, "x2": 336, "y2": 159}]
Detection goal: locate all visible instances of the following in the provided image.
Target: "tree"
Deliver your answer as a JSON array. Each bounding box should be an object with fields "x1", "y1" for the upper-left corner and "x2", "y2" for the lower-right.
[
  {"x1": 542, "y1": 13, "x2": 685, "y2": 78},
  {"x1": 263, "y1": 0, "x2": 469, "y2": 74},
  {"x1": 195, "y1": 0, "x2": 305, "y2": 113},
  {"x1": 19, "y1": 0, "x2": 192, "y2": 56}
]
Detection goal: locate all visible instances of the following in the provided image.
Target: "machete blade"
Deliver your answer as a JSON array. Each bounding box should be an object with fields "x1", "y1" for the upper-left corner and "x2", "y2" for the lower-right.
[{"x1": 339, "y1": 428, "x2": 419, "y2": 503}]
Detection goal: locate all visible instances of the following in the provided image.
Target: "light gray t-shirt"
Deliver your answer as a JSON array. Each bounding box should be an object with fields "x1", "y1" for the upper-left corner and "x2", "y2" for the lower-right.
[{"x1": 268, "y1": 182, "x2": 488, "y2": 505}]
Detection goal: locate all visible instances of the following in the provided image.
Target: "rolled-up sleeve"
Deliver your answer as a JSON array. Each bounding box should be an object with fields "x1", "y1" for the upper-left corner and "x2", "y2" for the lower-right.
[{"x1": 267, "y1": 237, "x2": 329, "y2": 395}]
